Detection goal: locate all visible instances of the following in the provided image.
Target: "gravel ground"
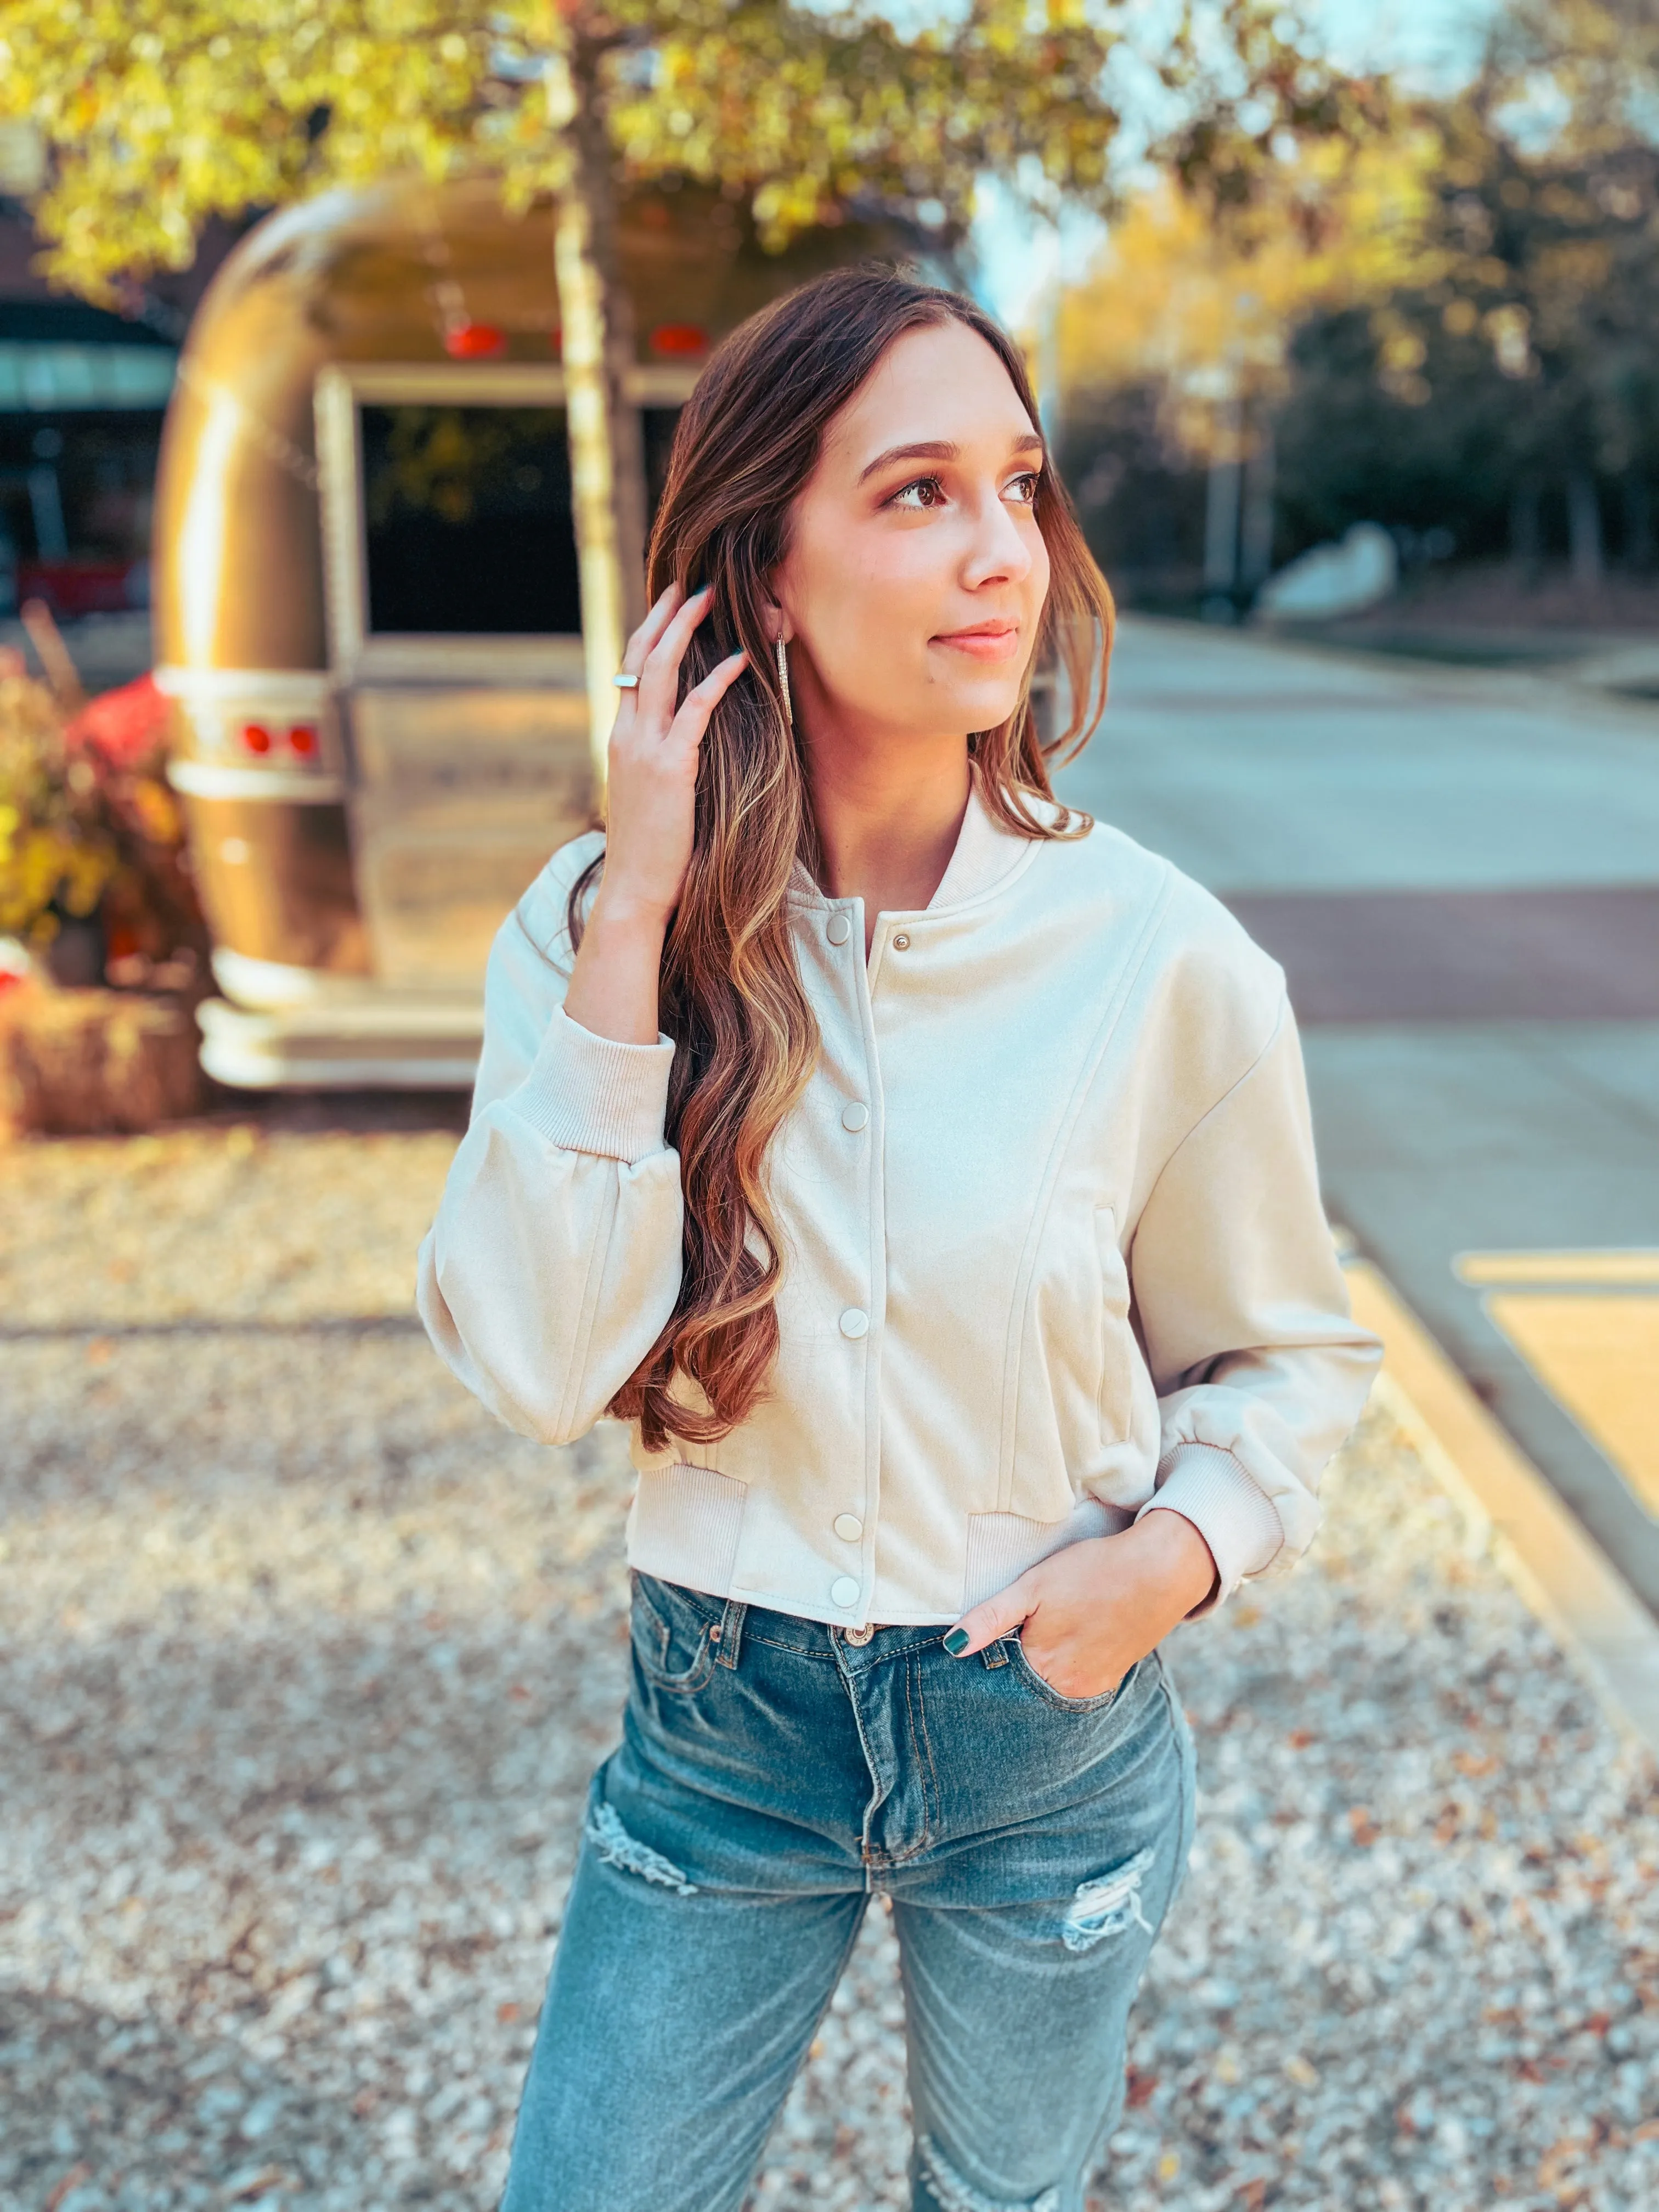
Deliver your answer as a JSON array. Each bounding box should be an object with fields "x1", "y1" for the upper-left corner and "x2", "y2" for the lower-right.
[{"x1": 2, "y1": 1118, "x2": 1657, "y2": 2212}]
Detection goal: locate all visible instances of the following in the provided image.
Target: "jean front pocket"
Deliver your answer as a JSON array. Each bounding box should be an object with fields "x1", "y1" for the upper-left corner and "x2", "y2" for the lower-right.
[
  {"x1": 629, "y1": 1571, "x2": 721, "y2": 1694},
  {"x1": 1008, "y1": 1632, "x2": 1132, "y2": 1715}
]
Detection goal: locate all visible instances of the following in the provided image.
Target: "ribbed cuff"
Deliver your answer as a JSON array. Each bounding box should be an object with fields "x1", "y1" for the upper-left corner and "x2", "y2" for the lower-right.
[
  {"x1": 1136, "y1": 1442, "x2": 1284, "y2": 1617},
  {"x1": 511, "y1": 1005, "x2": 675, "y2": 1164}
]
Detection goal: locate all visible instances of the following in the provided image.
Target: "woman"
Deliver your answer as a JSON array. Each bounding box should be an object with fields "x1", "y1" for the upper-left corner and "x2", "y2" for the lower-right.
[{"x1": 418, "y1": 266, "x2": 1380, "y2": 2212}]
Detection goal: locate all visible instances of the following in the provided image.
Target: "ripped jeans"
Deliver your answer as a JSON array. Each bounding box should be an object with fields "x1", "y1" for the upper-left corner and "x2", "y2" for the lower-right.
[{"x1": 500, "y1": 1570, "x2": 1197, "y2": 2212}]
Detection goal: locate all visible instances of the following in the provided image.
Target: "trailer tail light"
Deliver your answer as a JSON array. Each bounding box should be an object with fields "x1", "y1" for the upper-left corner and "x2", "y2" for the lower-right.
[
  {"x1": 650, "y1": 323, "x2": 707, "y2": 357},
  {"x1": 445, "y1": 322, "x2": 505, "y2": 359},
  {"x1": 234, "y1": 720, "x2": 320, "y2": 760}
]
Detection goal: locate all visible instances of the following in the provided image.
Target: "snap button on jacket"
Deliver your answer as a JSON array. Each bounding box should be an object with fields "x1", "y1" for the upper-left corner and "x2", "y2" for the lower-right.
[{"x1": 417, "y1": 788, "x2": 1381, "y2": 1629}]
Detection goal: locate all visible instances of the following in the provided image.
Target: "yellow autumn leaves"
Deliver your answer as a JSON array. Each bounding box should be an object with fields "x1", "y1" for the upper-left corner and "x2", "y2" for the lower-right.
[
  {"x1": 0, "y1": 672, "x2": 115, "y2": 941},
  {"x1": 1059, "y1": 131, "x2": 1449, "y2": 461},
  {"x1": 0, "y1": 0, "x2": 499, "y2": 301},
  {"x1": 0, "y1": 0, "x2": 1358, "y2": 297}
]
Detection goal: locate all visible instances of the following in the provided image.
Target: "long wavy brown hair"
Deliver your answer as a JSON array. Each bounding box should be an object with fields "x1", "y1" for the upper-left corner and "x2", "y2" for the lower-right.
[{"x1": 568, "y1": 263, "x2": 1114, "y2": 1453}]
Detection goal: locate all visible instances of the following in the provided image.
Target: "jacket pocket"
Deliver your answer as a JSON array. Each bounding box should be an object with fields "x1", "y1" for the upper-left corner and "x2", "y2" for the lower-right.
[
  {"x1": 1093, "y1": 1205, "x2": 1137, "y2": 1449},
  {"x1": 1007, "y1": 1198, "x2": 1139, "y2": 1523}
]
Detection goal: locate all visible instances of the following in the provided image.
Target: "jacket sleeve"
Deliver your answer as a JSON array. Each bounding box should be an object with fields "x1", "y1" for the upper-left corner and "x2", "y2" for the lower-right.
[
  {"x1": 1127, "y1": 996, "x2": 1381, "y2": 1613},
  {"x1": 415, "y1": 848, "x2": 684, "y2": 1444}
]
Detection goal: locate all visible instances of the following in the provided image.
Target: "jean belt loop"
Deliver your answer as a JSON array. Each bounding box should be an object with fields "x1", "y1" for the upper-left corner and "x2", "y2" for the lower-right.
[
  {"x1": 981, "y1": 1636, "x2": 1009, "y2": 1670},
  {"x1": 714, "y1": 1596, "x2": 747, "y2": 1670}
]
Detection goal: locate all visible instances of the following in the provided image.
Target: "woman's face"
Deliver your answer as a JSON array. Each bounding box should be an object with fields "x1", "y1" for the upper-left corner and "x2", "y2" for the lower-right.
[{"x1": 771, "y1": 319, "x2": 1052, "y2": 752}]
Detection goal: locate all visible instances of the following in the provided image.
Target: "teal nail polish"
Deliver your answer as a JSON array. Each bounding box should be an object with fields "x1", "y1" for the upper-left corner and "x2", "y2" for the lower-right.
[{"x1": 943, "y1": 1627, "x2": 970, "y2": 1657}]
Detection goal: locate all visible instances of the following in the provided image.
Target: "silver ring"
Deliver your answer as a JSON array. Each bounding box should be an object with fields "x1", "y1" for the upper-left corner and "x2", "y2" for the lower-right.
[{"x1": 612, "y1": 672, "x2": 641, "y2": 690}]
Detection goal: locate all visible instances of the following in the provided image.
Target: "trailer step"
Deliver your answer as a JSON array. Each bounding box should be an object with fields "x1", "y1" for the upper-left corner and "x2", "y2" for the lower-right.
[{"x1": 196, "y1": 995, "x2": 481, "y2": 1090}]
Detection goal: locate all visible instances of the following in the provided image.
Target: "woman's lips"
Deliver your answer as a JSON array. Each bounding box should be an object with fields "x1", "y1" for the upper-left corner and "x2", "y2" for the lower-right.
[{"x1": 932, "y1": 625, "x2": 1020, "y2": 663}]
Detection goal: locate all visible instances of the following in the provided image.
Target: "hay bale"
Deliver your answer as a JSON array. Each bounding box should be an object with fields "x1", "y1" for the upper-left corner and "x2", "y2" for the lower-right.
[{"x1": 1, "y1": 987, "x2": 203, "y2": 1136}]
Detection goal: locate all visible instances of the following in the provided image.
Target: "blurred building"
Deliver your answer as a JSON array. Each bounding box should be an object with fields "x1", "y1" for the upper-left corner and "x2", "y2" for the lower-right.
[{"x1": 0, "y1": 125, "x2": 238, "y2": 627}]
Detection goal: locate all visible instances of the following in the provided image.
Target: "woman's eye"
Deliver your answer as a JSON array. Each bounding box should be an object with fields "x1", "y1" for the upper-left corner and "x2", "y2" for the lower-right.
[
  {"x1": 1006, "y1": 471, "x2": 1040, "y2": 505},
  {"x1": 889, "y1": 476, "x2": 947, "y2": 510}
]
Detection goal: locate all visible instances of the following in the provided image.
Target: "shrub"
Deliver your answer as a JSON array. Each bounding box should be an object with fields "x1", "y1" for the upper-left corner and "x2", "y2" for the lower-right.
[{"x1": 0, "y1": 657, "x2": 204, "y2": 978}]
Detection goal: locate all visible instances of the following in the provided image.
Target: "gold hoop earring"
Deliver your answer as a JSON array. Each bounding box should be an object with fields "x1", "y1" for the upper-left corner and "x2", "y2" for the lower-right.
[{"x1": 775, "y1": 635, "x2": 793, "y2": 729}]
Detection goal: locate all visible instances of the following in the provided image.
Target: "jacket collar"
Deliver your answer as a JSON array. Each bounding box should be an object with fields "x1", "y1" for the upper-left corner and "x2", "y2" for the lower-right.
[{"x1": 788, "y1": 776, "x2": 1048, "y2": 919}]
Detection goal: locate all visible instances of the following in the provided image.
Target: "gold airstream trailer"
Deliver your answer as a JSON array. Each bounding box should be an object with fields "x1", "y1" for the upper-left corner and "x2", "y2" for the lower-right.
[{"x1": 154, "y1": 179, "x2": 872, "y2": 1085}]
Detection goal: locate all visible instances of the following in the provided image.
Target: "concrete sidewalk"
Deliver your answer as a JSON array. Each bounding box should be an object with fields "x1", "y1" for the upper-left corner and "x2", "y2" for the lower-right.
[{"x1": 1057, "y1": 618, "x2": 1659, "y2": 1621}]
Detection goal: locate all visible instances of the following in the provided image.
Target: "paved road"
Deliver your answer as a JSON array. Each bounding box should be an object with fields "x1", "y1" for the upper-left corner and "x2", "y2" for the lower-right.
[{"x1": 1056, "y1": 616, "x2": 1659, "y2": 1617}]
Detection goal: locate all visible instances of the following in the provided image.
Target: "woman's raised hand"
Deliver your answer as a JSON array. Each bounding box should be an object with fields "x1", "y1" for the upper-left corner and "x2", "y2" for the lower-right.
[
  {"x1": 598, "y1": 583, "x2": 748, "y2": 927},
  {"x1": 562, "y1": 584, "x2": 746, "y2": 1048}
]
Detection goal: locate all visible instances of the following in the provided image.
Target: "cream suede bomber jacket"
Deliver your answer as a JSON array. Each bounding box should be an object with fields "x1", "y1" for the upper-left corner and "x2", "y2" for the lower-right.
[{"x1": 417, "y1": 785, "x2": 1381, "y2": 1629}]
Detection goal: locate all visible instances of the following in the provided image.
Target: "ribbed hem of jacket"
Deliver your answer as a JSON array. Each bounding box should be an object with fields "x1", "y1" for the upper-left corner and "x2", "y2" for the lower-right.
[
  {"x1": 510, "y1": 1005, "x2": 675, "y2": 1165},
  {"x1": 1135, "y1": 1441, "x2": 1285, "y2": 1617}
]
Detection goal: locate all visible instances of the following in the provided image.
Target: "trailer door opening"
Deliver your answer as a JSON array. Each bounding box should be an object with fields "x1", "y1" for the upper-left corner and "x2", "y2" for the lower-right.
[{"x1": 359, "y1": 403, "x2": 582, "y2": 638}]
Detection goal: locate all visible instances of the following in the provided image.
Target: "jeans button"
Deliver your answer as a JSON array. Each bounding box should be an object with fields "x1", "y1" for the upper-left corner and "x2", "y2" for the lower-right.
[{"x1": 843, "y1": 1624, "x2": 874, "y2": 1646}]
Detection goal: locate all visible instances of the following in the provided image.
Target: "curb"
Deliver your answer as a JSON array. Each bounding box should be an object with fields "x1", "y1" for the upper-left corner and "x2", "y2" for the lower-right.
[
  {"x1": 1121, "y1": 610, "x2": 1659, "y2": 736},
  {"x1": 1343, "y1": 1258, "x2": 1659, "y2": 1764}
]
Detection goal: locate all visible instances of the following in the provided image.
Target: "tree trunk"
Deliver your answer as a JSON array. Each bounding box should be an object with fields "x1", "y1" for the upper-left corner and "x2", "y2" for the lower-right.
[
  {"x1": 553, "y1": 33, "x2": 650, "y2": 797},
  {"x1": 1239, "y1": 424, "x2": 1277, "y2": 595},
  {"x1": 1201, "y1": 391, "x2": 1243, "y2": 620},
  {"x1": 1567, "y1": 470, "x2": 1603, "y2": 592},
  {"x1": 1623, "y1": 475, "x2": 1653, "y2": 573},
  {"x1": 1510, "y1": 473, "x2": 1542, "y2": 580}
]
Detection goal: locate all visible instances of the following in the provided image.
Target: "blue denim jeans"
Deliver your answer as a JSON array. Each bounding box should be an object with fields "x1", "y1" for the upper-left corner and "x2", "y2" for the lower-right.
[{"x1": 500, "y1": 1570, "x2": 1197, "y2": 2212}]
